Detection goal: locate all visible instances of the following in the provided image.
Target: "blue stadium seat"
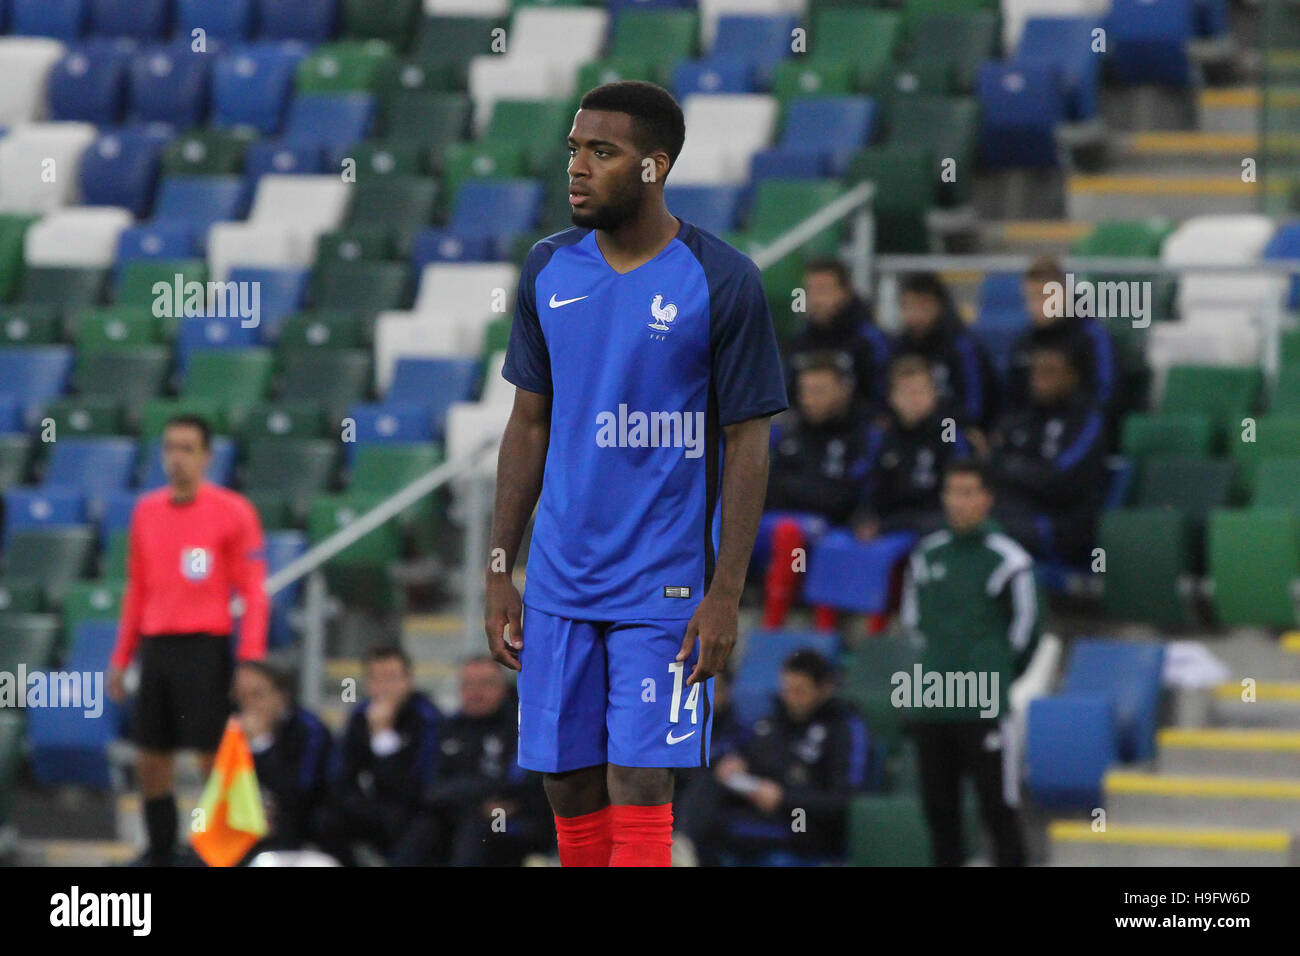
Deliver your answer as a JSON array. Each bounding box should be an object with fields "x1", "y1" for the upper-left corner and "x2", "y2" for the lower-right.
[
  {"x1": 1108, "y1": 0, "x2": 1193, "y2": 87},
  {"x1": 979, "y1": 272, "x2": 1026, "y2": 313},
  {"x1": 116, "y1": 223, "x2": 200, "y2": 265},
  {"x1": 0, "y1": 346, "x2": 75, "y2": 427},
  {"x1": 265, "y1": 529, "x2": 307, "y2": 647},
  {"x1": 2, "y1": 487, "x2": 87, "y2": 546},
  {"x1": 152, "y1": 176, "x2": 248, "y2": 241},
  {"x1": 283, "y1": 94, "x2": 376, "y2": 148},
  {"x1": 0, "y1": 0, "x2": 9, "y2": 33},
  {"x1": 101, "y1": 488, "x2": 139, "y2": 537},
  {"x1": 89, "y1": 0, "x2": 172, "y2": 40},
  {"x1": 749, "y1": 150, "x2": 826, "y2": 182},
  {"x1": 386, "y1": 356, "x2": 478, "y2": 441},
  {"x1": 130, "y1": 45, "x2": 212, "y2": 128},
  {"x1": 1025, "y1": 693, "x2": 1117, "y2": 809},
  {"x1": 672, "y1": 59, "x2": 754, "y2": 99},
  {"x1": 709, "y1": 14, "x2": 798, "y2": 87},
  {"x1": 176, "y1": 315, "x2": 261, "y2": 373},
  {"x1": 66, "y1": 620, "x2": 119, "y2": 671},
  {"x1": 26, "y1": 682, "x2": 121, "y2": 789},
  {"x1": 0, "y1": 397, "x2": 21, "y2": 435},
  {"x1": 1015, "y1": 17, "x2": 1102, "y2": 121},
  {"x1": 972, "y1": 321, "x2": 1027, "y2": 381},
  {"x1": 178, "y1": 0, "x2": 255, "y2": 42},
  {"x1": 410, "y1": 231, "x2": 497, "y2": 270},
  {"x1": 1194, "y1": 0, "x2": 1228, "y2": 36},
  {"x1": 1263, "y1": 222, "x2": 1300, "y2": 310},
  {"x1": 140, "y1": 435, "x2": 236, "y2": 488},
  {"x1": 665, "y1": 185, "x2": 742, "y2": 235},
  {"x1": 344, "y1": 402, "x2": 434, "y2": 460},
  {"x1": 211, "y1": 44, "x2": 302, "y2": 134},
  {"x1": 245, "y1": 141, "x2": 326, "y2": 180},
  {"x1": 447, "y1": 180, "x2": 543, "y2": 260},
  {"x1": 43, "y1": 437, "x2": 137, "y2": 497},
  {"x1": 732, "y1": 629, "x2": 840, "y2": 728},
  {"x1": 257, "y1": 0, "x2": 339, "y2": 43},
  {"x1": 226, "y1": 266, "x2": 309, "y2": 339},
  {"x1": 13, "y1": 0, "x2": 88, "y2": 39},
  {"x1": 1061, "y1": 638, "x2": 1166, "y2": 762},
  {"x1": 79, "y1": 132, "x2": 164, "y2": 219},
  {"x1": 48, "y1": 47, "x2": 130, "y2": 124},
  {"x1": 803, "y1": 530, "x2": 918, "y2": 614},
  {"x1": 765, "y1": 96, "x2": 876, "y2": 175},
  {"x1": 977, "y1": 62, "x2": 1065, "y2": 169}
]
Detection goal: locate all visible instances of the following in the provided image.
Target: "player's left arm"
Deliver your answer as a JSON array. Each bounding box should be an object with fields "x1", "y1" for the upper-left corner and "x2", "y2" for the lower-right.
[{"x1": 231, "y1": 498, "x2": 270, "y2": 661}]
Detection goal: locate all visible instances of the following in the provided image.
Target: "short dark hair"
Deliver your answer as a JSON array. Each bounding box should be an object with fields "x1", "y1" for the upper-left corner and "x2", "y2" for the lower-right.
[
  {"x1": 793, "y1": 349, "x2": 854, "y2": 381},
  {"x1": 1025, "y1": 254, "x2": 1065, "y2": 287},
  {"x1": 364, "y1": 644, "x2": 411, "y2": 672},
  {"x1": 238, "y1": 660, "x2": 294, "y2": 699},
  {"x1": 163, "y1": 413, "x2": 212, "y2": 450},
  {"x1": 899, "y1": 271, "x2": 952, "y2": 305},
  {"x1": 782, "y1": 649, "x2": 834, "y2": 685},
  {"x1": 887, "y1": 354, "x2": 934, "y2": 387},
  {"x1": 944, "y1": 457, "x2": 991, "y2": 490},
  {"x1": 578, "y1": 81, "x2": 686, "y2": 173},
  {"x1": 804, "y1": 256, "x2": 851, "y2": 289}
]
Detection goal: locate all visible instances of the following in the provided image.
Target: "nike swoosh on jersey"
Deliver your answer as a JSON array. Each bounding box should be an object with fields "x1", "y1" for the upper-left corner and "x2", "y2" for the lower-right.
[
  {"x1": 665, "y1": 729, "x2": 696, "y2": 745},
  {"x1": 549, "y1": 293, "x2": 589, "y2": 308}
]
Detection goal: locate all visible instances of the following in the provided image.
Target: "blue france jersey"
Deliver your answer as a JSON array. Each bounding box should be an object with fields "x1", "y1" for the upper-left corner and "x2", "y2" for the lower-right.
[{"x1": 501, "y1": 219, "x2": 788, "y2": 620}]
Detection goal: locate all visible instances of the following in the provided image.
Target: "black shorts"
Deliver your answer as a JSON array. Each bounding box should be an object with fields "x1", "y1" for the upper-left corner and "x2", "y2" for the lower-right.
[{"x1": 131, "y1": 634, "x2": 234, "y2": 753}]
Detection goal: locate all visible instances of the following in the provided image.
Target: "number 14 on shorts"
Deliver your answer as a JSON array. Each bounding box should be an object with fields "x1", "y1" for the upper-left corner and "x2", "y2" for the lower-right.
[{"x1": 665, "y1": 661, "x2": 700, "y2": 745}]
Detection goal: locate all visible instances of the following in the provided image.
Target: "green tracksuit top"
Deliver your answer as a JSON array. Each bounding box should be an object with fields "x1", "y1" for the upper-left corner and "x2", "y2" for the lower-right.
[{"x1": 899, "y1": 519, "x2": 1041, "y2": 722}]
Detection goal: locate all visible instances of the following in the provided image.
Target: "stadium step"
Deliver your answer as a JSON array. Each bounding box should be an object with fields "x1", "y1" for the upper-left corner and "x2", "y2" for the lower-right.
[
  {"x1": 1156, "y1": 728, "x2": 1300, "y2": 778},
  {"x1": 1196, "y1": 87, "x2": 1259, "y2": 133},
  {"x1": 1109, "y1": 131, "x2": 1260, "y2": 175},
  {"x1": 1048, "y1": 821, "x2": 1294, "y2": 866},
  {"x1": 18, "y1": 838, "x2": 137, "y2": 866},
  {"x1": 115, "y1": 789, "x2": 201, "y2": 847},
  {"x1": 1210, "y1": 680, "x2": 1300, "y2": 728},
  {"x1": 1065, "y1": 173, "x2": 1258, "y2": 220},
  {"x1": 1103, "y1": 770, "x2": 1300, "y2": 830},
  {"x1": 980, "y1": 219, "x2": 1093, "y2": 255}
]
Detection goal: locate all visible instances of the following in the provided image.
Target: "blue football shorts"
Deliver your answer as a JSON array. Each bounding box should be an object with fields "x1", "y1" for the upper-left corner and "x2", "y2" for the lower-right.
[{"x1": 516, "y1": 604, "x2": 714, "y2": 773}]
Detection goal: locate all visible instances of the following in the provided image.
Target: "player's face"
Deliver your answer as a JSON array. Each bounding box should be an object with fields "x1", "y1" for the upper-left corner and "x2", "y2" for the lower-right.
[
  {"x1": 805, "y1": 270, "x2": 850, "y2": 323},
  {"x1": 889, "y1": 373, "x2": 937, "y2": 426},
  {"x1": 1022, "y1": 276, "x2": 1059, "y2": 328},
  {"x1": 779, "y1": 671, "x2": 828, "y2": 723},
  {"x1": 366, "y1": 657, "x2": 412, "y2": 706},
  {"x1": 459, "y1": 660, "x2": 506, "y2": 718},
  {"x1": 161, "y1": 425, "x2": 211, "y2": 489},
  {"x1": 233, "y1": 668, "x2": 283, "y2": 724},
  {"x1": 567, "y1": 109, "x2": 655, "y2": 231},
  {"x1": 942, "y1": 472, "x2": 993, "y2": 532},
  {"x1": 1029, "y1": 352, "x2": 1077, "y2": 405},
  {"x1": 796, "y1": 368, "x2": 852, "y2": 425},
  {"x1": 899, "y1": 291, "x2": 943, "y2": 338}
]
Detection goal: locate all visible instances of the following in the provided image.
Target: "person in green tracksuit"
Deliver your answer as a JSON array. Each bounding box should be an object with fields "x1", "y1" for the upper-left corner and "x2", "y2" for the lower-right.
[{"x1": 898, "y1": 458, "x2": 1040, "y2": 867}]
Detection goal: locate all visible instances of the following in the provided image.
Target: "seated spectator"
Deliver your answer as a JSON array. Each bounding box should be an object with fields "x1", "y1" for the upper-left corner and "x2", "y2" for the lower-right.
[
  {"x1": 854, "y1": 355, "x2": 974, "y2": 542},
  {"x1": 987, "y1": 344, "x2": 1106, "y2": 565},
  {"x1": 1007, "y1": 255, "x2": 1120, "y2": 424},
  {"x1": 231, "y1": 661, "x2": 332, "y2": 861},
  {"x1": 785, "y1": 256, "x2": 891, "y2": 411},
  {"x1": 314, "y1": 645, "x2": 442, "y2": 866},
  {"x1": 761, "y1": 352, "x2": 874, "y2": 628},
  {"x1": 674, "y1": 669, "x2": 746, "y2": 864},
  {"x1": 425, "y1": 657, "x2": 549, "y2": 866},
  {"x1": 893, "y1": 272, "x2": 1000, "y2": 431},
  {"x1": 683, "y1": 650, "x2": 869, "y2": 865}
]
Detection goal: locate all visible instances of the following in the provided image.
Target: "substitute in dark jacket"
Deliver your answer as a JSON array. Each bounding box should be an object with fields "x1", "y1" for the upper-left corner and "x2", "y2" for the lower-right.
[
  {"x1": 232, "y1": 661, "x2": 332, "y2": 859},
  {"x1": 1006, "y1": 255, "x2": 1120, "y2": 422},
  {"x1": 708, "y1": 651, "x2": 870, "y2": 863},
  {"x1": 785, "y1": 256, "x2": 891, "y2": 411},
  {"x1": 427, "y1": 657, "x2": 548, "y2": 866},
  {"x1": 855, "y1": 355, "x2": 973, "y2": 540},
  {"x1": 314, "y1": 645, "x2": 442, "y2": 866},
  {"x1": 988, "y1": 343, "x2": 1107, "y2": 565},
  {"x1": 900, "y1": 459, "x2": 1041, "y2": 867},
  {"x1": 893, "y1": 272, "x2": 1000, "y2": 432}
]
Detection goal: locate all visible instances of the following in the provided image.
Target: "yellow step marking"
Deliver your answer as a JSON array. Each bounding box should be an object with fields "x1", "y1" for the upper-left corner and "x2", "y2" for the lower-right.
[
  {"x1": 1199, "y1": 88, "x2": 1258, "y2": 109},
  {"x1": 999, "y1": 220, "x2": 1094, "y2": 243},
  {"x1": 1069, "y1": 175, "x2": 1255, "y2": 196},
  {"x1": 1130, "y1": 131, "x2": 1258, "y2": 153},
  {"x1": 1049, "y1": 821, "x2": 1290, "y2": 851},
  {"x1": 1281, "y1": 632, "x2": 1300, "y2": 654},
  {"x1": 1214, "y1": 681, "x2": 1300, "y2": 702},
  {"x1": 1106, "y1": 770, "x2": 1300, "y2": 799},
  {"x1": 1158, "y1": 727, "x2": 1300, "y2": 752}
]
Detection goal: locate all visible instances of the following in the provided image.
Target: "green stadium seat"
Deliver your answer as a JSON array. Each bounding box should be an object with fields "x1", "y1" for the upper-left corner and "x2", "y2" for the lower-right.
[
  {"x1": 343, "y1": 0, "x2": 422, "y2": 51},
  {"x1": 162, "y1": 130, "x2": 252, "y2": 176},
  {"x1": 380, "y1": 91, "x2": 471, "y2": 156},
  {"x1": 1230, "y1": 415, "x2": 1300, "y2": 499},
  {"x1": 1136, "y1": 457, "x2": 1236, "y2": 524},
  {"x1": 1161, "y1": 366, "x2": 1262, "y2": 445},
  {"x1": 72, "y1": 306, "x2": 163, "y2": 359},
  {"x1": 0, "y1": 214, "x2": 37, "y2": 303},
  {"x1": 846, "y1": 144, "x2": 936, "y2": 253},
  {"x1": 885, "y1": 96, "x2": 979, "y2": 206},
  {"x1": 810, "y1": 8, "x2": 902, "y2": 87},
  {"x1": 277, "y1": 310, "x2": 371, "y2": 353},
  {"x1": 1282, "y1": 329, "x2": 1300, "y2": 369},
  {"x1": 1099, "y1": 509, "x2": 1194, "y2": 627},
  {"x1": 609, "y1": 9, "x2": 698, "y2": 62},
  {"x1": 1272, "y1": 365, "x2": 1300, "y2": 415},
  {"x1": 865, "y1": 63, "x2": 957, "y2": 119},
  {"x1": 440, "y1": 142, "x2": 528, "y2": 210},
  {"x1": 481, "y1": 316, "x2": 511, "y2": 359},
  {"x1": 909, "y1": 11, "x2": 999, "y2": 93},
  {"x1": 486, "y1": 100, "x2": 574, "y2": 167},
  {"x1": 116, "y1": 259, "x2": 208, "y2": 311},
  {"x1": 238, "y1": 401, "x2": 329, "y2": 441},
  {"x1": 310, "y1": 261, "x2": 412, "y2": 315},
  {"x1": 0, "y1": 578, "x2": 42, "y2": 613},
  {"x1": 1208, "y1": 508, "x2": 1300, "y2": 627},
  {"x1": 18, "y1": 267, "x2": 108, "y2": 312},
  {"x1": 345, "y1": 141, "x2": 429, "y2": 178},
  {"x1": 245, "y1": 438, "x2": 340, "y2": 523},
  {"x1": 314, "y1": 227, "x2": 395, "y2": 266},
  {"x1": 577, "y1": 57, "x2": 662, "y2": 95},
  {"x1": 101, "y1": 531, "x2": 129, "y2": 581},
  {"x1": 348, "y1": 442, "x2": 443, "y2": 545},
  {"x1": 415, "y1": 16, "x2": 504, "y2": 62},
  {"x1": 848, "y1": 794, "x2": 931, "y2": 866},
  {"x1": 42, "y1": 396, "x2": 126, "y2": 437},
  {"x1": 0, "y1": 712, "x2": 21, "y2": 829},
  {"x1": 245, "y1": 491, "x2": 293, "y2": 532},
  {"x1": 0, "y1": 304, "x2": 60, "y2": 345},
  {"x1": 5, "y1": 529, "x2": 97, "y2": 607},
  {"x1": 1120, "y1": 413, "x2": 1214, "y2": 461},
  {"x1": 378, "y1": 57, "x2": 462, "y2": 100},
  {"x1": 1073, "y1": 218, "x2": 1175, "y2": 258},
  {"x1": 60, "y1": 579, "x2": 123, "y2": 650},
  {"x1": 140, "y1": 399, "x2": 227, "y2": 439},
  {"x1": 343, "y1": 177, "x2": 439, "y2": 249},
  {"x1": 308, "y1": 491, "x2": 400, "y2": 566},
  {"x1": 183, "y1": 348, "x2": 275, "y2": 420},
  {"x1": 0, "y1": 613, "x2": 59, "y2": 678},
  {"x1": 901, "y1": 0, "x2": 999, "y2": 39},
  {"x1": 841, "y1": 631, "x2": 922, "y2": 752},
  {"x1": 75, "y1": 346, "x2": 171, "y2": 422},
  {"x1": 278, "y1": 350, "x2": 372, "y2": 422},
  {"x1": 771, "y1": 59, "x2": 856, "y2": 103},
  {"x1": 297, "y1": 41, "x2": 400, "y2": 94},
  {"x1": 747, "y1": 179, "x2": 846, "y2": 247},
  {"x1": 1253, "y1": 458, "x2": 1300, "y2": 511},
  {"x1": 0, "y1": 435, "x2": 31, "y2": 491}
]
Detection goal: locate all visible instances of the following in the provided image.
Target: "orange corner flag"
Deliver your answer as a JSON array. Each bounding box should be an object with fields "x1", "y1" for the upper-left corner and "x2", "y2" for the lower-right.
[{"x1": 190, "y1": 717, "x2": 269, "y2": 867}]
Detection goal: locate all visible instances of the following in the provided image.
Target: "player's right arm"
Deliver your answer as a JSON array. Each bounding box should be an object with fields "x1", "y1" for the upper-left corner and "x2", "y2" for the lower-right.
[
  {"x1": 108, "y1": 508, "x2": 147, "y2": 701},
  {"x1": 484, "y1": 386, "x2": 551, "y2": 671}
]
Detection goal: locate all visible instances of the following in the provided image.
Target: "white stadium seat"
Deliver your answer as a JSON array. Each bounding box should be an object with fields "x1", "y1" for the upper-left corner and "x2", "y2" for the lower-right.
[
  {"x1": 482, "y1": 351, "x2": 513, "y2": 407},
  {"x1": 426, "y1": 0, "x2": 509, "y2": 15},
  {"x1": 374, "y1": 310, "x2": 464, "y2": 394},
  {"x1": 1001, "y1": 0, "x2": 1111, "y2": 52},
  {"x1": 24, "y1": 206, "x2": 133, "y2": 268},
  {"x1": 413, "y1": 262, "x2": 517, "y2": 354},
  {"x1": 1147, "y1": 322, "x2": 1263, "y2": 404},
  {"x1": 249, "y1": 174, "x2": 351, "y2": 234},
  {"x1": 672, "y1": 95, "x2": 778, "y2": 185},
  {"x1": 206, "y1": 223, "x2": 303, "y2": 282},
  {"x1": 446, "y1": 400, "x2": 511, "y2": 480},
  {"x1": 0, "y1": 122, "x2": 97, "y2": 213},
  {"x1": 1161, "y1": 215, "x2": 1285, "y2": 327},
  {"x1": 207, "y1": 175, "x2": 353, "y2": 281},
  {"x1": 467, "y1": 56, "x2": 574, "y2": 136},
  {"x1": 0, "y1": 38, "x2": 66, "y2": 126}
]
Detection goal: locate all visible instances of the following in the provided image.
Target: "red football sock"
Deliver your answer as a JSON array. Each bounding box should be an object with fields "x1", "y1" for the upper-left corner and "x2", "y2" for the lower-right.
[
  {"x1": 813, "y1": 604, "x2": 837, "y2": 632},
  {"x1": 554, "y1": 806, "x2": 613, "y2": 867},
  {"x1": 609, "y1": 803, "x2": 673, "y2": 867},
  {"x1": 763, "y1": 518, "x2": 805, "y2": 628}
]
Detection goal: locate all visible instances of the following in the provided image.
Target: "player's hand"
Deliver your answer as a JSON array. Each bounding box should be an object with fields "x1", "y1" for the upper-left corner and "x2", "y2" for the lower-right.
[
  {"x1": 484, "y1": 571, "x2": 523, "y2": 672},
  {"x1": 714, "y1": 753, "x2": 746, "y2": 783},
  {"x1": 678, "y1": 589, "x2": 739, "y2": 685},
  {"x1": 751, "y1": 780, "x2": 784, "y2": 814},
  {"x1": 107, "y1": 665, "x2": 127, "y2": 703}
]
